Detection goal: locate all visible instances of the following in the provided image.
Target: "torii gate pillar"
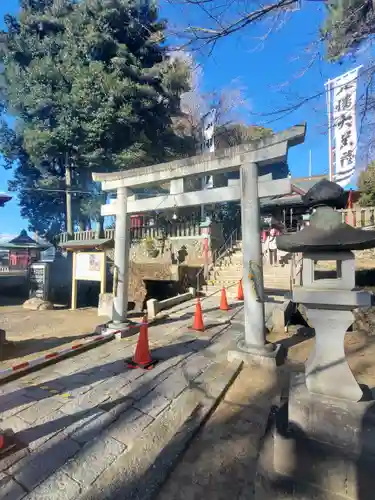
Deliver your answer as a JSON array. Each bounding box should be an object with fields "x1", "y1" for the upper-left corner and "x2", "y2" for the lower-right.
[
  {"x1": 227, "y1": 163, "x2": 279, "y2": 366},
  {"x1": 108, "y1": 186, "x2": 131, "y2": 329},
  {"x1": 241, "y1": 163, "x2": 266, "y2": 347}
]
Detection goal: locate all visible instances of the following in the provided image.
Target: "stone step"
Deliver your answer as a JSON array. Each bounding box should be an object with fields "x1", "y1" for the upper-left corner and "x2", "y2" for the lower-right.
[
  {"x1": 202, "y1": 286, "x2": 239, "y2": 298},
  {"x1": 264, "y1": 278, "x2": 290, "y2": 285},
  {"x1": 264, "y1": 277, "x2": 291, "y2": 284},
  {"x1": 207, "y1": 273, "x2": 290, "y2": 281},
  {"x1": 215, "y1": 264, "x2": 290, "y2": 274},
  {"x1": 222, "y1": 256, "x2": 243, "y2": 264},
  {"x1": 204, "y1": 281, "x2": 290, "y2": 293},
  {"x1": 215, "y1": 264, "x2": 242, "y2": 272},
  {"x1": 206, "y1": 280, "x2": 242, "y2": 288},
  {"x1": 264, "y1": 283, "x2": 290, "y2": 289},
  {"x1": 210, "y1": 271, "x2": 243, "y2": 280}
]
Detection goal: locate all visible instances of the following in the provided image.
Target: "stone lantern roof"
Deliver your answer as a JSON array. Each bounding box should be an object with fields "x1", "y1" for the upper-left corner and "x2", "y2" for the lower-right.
[{"x1": 276, "y1": 179, "x2": 375, "y2": 252}]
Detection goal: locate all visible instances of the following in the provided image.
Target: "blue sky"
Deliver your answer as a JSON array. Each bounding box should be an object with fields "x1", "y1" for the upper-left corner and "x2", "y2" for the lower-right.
[{"x1": 0, "y1": 0, "x2": 370, "y2": 234}]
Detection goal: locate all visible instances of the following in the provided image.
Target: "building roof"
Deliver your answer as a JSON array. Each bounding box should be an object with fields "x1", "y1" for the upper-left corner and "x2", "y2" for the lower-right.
[
  {"x1": 261, "y1": 175, "x2": 329, "y2": 209},
  {"x1": 59, "y1": 238, "x2": 114, "y2": 251},
  {"x1": 0, "y1": 193, "x2": 12, "y2": 207},
  {"x1": 0, "y1": 230, "x2": 51, "y2": 250}
]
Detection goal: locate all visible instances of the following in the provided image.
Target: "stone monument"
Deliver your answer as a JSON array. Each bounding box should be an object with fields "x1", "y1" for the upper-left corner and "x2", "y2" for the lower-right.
[{"x1": 255, "y1": 180, "x2": 375, "y2": 500}]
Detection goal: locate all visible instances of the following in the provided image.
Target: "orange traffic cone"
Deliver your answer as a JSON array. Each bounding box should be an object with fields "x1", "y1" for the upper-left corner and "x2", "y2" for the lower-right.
[
  {"x1": 190, "y1": 298, "x2": 205, "y2": 332},
  {"x1": 127, "y1": 316, "x2": 155, "y2": 370},
  {"x1": 236, "y1": 279, "x2": 244, "y2": 301},
  {"x1": 220, "y1": 287, "x2": 230, "y2": 311},
  {"x1": 0, "y1": 430, "x2": 17, "y2": 456}
]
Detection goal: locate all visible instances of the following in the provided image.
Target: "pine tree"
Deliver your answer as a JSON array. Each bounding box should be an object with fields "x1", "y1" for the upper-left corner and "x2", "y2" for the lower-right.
[
  {"x1": 322, "y1": 0, "x2": 374, "y2": 60},
  {"x1": 0, "y1": 0, "x2": 194, "y2": 237},
  {"x1": 358, "y1": 161, "x2": 375, "y2": 206}
]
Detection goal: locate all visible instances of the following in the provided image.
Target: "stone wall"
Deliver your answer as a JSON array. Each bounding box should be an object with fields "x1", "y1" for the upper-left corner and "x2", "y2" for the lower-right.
[
  {"x1": 127, "y1": 223, "x2": 225, "y2": 267},
  {"x1": 49, "y1": 222, "x2": 225, "y2": 311}
]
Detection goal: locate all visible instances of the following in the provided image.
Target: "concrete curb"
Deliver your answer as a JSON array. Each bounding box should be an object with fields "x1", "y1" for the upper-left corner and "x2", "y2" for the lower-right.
[
  {"x1": 0, "y1": 331, "x2": 116, "y2": 384},
  {"x1": 0, "y1": 295, "x2": 236, "y2": 385},
  {"x1": 0, "y1": 322, "x2": 144, "y2": 385},
  {"x1": 147, "y1": 288, "x2": 196, "y2": 319}
]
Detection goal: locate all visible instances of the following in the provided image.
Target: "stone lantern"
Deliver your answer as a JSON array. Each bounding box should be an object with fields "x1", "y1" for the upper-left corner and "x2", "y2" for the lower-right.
[{"x1": 277, "y1": 180, "x2": 375, "y2": 402}]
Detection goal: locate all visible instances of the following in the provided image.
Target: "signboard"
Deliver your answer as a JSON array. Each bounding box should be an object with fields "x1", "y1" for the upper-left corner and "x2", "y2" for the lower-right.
[
  {"x1": 71, "y1": 251, "x2": 107, "y2": 310},
  {"x1": 74, "y1": 252, "x2": 105, "y2": 281},
  {"x1": 29, "y1": 263, "x2": 50, "y2": 301}
]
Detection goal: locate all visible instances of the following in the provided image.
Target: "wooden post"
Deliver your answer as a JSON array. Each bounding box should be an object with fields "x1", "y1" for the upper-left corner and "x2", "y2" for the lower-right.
[
  {"x1": 65, "y1": 157, "x2": 73, "y2": 239},
  {"x1": 71, "y1": 251, "x2": 77, "y2": 310},
  {"x1": 100, "y1": 252, "x2": 107, "y2": 295}
]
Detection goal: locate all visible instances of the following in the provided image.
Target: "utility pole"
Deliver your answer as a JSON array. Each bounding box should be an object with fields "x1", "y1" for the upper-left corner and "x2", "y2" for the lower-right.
[{"x1": 65, "y1": 153, "x2": 73, "y2": 238}]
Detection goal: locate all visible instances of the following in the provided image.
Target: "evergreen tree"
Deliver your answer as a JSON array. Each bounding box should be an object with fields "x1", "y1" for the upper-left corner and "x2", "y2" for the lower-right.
[
  {"x1": 322, "y1": 0, "x2": 374, "y2": 61},
  {"x1": 214, "y1": 123, "x2": 273, "y2": 150},
  {"x1": 0, "y1": 0, "x2": 194, "y2": 237},
  {"x1": 358, "y1": 161, "x2": 375, "y2": 206}
]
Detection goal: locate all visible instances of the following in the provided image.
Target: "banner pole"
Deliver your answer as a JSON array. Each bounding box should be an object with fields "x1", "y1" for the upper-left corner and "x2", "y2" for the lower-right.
[{"x1": 326, "y1": 78, "x2": 333, "y2": 182}]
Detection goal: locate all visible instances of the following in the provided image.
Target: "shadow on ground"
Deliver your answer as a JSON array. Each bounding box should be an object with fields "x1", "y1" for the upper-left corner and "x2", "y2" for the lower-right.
[{"x1": 3, "y1": 316, "x2": 375, "y2": 499}]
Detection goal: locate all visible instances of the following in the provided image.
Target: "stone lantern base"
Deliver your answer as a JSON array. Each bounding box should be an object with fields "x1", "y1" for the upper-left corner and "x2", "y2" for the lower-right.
[{"x1": 254, "y1": 372, "x2": 375, "y2": 500}]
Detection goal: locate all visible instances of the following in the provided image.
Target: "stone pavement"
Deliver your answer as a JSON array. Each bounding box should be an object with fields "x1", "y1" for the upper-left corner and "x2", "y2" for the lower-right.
[
  {"x1": 156, "y1": 365, "x2": 281, "y2": 500},
  {"x1": 0, "y1": 294, "x2": 249, "y2": 500}
]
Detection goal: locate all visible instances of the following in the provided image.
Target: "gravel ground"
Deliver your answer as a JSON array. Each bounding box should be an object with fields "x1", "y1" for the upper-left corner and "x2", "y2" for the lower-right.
[
  {"x1": 0, "y1": 304, "x2": 113, "y2": 369},
  {"x1": 268, "y1": 326, "x2": 375, "y2": 389}
]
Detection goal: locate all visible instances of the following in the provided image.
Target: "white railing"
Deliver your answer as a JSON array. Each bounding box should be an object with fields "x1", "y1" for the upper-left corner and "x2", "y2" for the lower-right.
[
  {"x1": 339, "y1": 207, "x2": 375, "y2": 228},
  {"x1": 59, "y1": 222, "x2": 203, "y2": 245},
  {"x1": 195, "y1": 228, "x2": 238, "y2": 291}
]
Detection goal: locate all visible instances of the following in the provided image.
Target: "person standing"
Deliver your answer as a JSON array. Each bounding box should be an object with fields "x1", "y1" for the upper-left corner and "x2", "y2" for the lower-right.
[{"x1": 268, "y1": 226, "x2": 279, "y2": 266}]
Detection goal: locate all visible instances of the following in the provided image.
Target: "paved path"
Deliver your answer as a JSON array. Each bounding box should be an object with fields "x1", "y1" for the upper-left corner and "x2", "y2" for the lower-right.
[
  {"x1": 0, "y1": 294, "x2": 245, "y2": 500},
  {"x1": 0, "y1": 292, "x2": 283, "y2": 500},
  {"x1": 156, "y1": 365, "x2": 280, "y2": 500}
]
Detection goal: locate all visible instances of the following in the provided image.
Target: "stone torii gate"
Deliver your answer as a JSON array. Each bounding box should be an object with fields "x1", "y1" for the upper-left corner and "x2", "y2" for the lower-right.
[{"x1": 93, "y1": 124, "x2": 306, "y2": 365}]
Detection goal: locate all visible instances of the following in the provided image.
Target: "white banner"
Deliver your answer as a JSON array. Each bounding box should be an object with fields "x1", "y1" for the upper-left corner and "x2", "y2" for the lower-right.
[
  {"x1": 202, "y1": 108, "x2": 216, "y2": 153},
  {"x1": 331, "y1": 67, "x2": 361, "y2": 187},
  {"x1": 201, "y1": 108, "x2": 216, "y2": 190}
]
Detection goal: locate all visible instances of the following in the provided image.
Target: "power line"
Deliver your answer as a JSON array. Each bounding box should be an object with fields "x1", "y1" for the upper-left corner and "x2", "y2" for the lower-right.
[{"x1": 21, "y1": 187, "x2": 103, "y2": 195}]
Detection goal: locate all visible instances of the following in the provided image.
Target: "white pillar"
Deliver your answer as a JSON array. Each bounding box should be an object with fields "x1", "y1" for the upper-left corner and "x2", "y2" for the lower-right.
[
  {"x1": 239, "y1": 162, "x2": 267, "y2": 349},
  {"x1": 112, "y1": 186, "x2": 130, "y2": 325},
  {"x1": 170, "y1": 178, "x2": 184, "y2": 195}
]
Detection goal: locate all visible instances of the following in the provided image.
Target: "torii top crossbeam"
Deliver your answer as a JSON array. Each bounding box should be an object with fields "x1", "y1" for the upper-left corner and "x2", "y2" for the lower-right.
[{"x1": 92, "y1": 124, "x2": 306, "y2": 190}]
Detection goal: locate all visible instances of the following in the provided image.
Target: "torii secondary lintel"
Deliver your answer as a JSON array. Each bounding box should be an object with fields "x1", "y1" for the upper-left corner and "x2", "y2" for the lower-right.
[
  {"x1": 93, "y1": 123, "x2": 307, "y2": 367},
  {"x1": 101, "y1": 177, "x2": 294, "y2": 216}
]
